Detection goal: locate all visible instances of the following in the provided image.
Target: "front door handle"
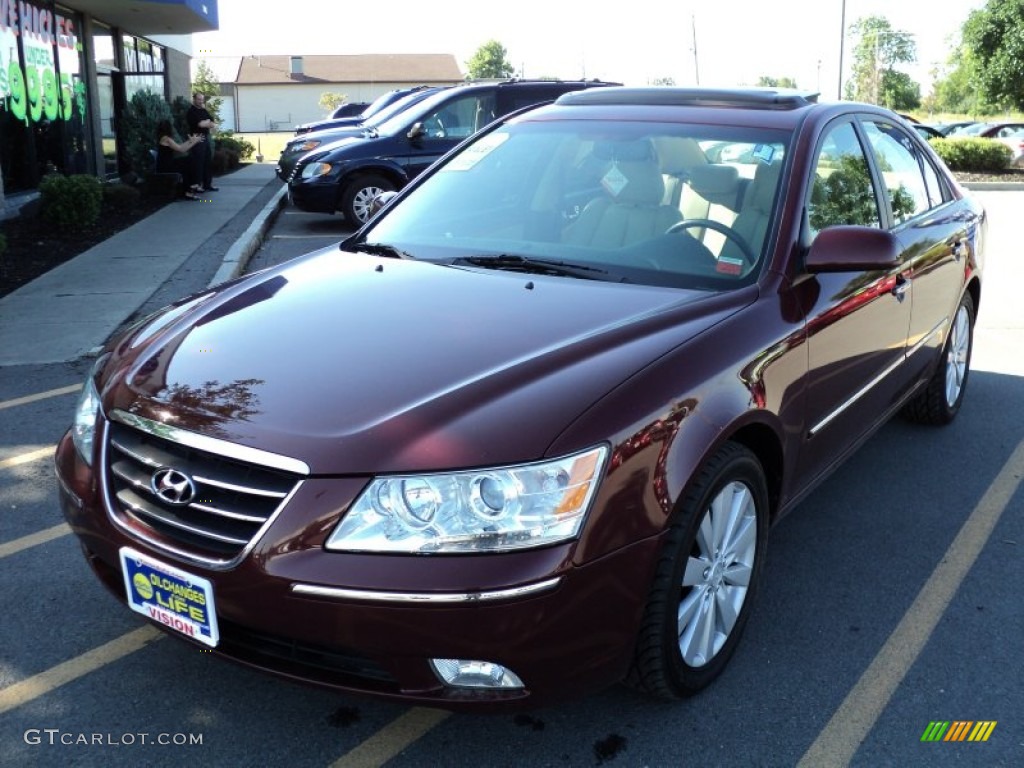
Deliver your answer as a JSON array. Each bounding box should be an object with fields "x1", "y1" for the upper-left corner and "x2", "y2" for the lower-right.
[{"x1": 891, "y1": 274, "x2": 910, "y2": 303}]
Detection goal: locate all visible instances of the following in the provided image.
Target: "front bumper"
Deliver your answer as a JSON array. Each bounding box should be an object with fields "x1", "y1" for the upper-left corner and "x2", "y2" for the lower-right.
[
  {"x1": 287, "y1": 176, "x2": 340, "y2": 214},
  {"x1": 56, "y1": 430, "x2": 659, "y2": 711}
]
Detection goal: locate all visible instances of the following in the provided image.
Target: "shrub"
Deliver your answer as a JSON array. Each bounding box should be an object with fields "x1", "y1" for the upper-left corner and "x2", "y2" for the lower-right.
[
  {"x1": 103, "y1": 182, "x2": 142, "y2": 212},
  {"x1": 39, "y1": 174, "x2": 103, "y2": 232},
  {"x1": 929, "y1": 137, "x2": 1012, "y2": 172},
  {"x1": 211, "y1": 148, "x2": 240, "y2": 175},
  {"x1": 0, "y1": 230, "x2": 6, "y2": 260},
  {"x1": 215, "y1": 132, "x2": 255, "y2": 160},
  {"x1": 119, "y1": 90, "x2": 172, "y2": 177}
]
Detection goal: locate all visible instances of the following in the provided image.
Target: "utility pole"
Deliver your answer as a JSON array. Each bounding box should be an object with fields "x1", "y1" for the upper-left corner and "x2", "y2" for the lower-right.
[
  {"x1": 692, "y1": 13, "x2": 700, "y2": 86},
  {"x1": 837, "y1": 0, "x2": 846, "y2": 100}
]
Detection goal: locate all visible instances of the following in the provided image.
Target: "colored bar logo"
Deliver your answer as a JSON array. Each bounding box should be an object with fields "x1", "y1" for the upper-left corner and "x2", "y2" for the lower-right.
[{"x1": 921, "y1": 721, "x2": 997, "y2": 742}]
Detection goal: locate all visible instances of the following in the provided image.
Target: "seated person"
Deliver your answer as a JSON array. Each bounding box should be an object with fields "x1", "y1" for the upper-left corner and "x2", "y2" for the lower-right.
[{"x1": 155, "y1": 120, "x2": 203, "y2": 200}]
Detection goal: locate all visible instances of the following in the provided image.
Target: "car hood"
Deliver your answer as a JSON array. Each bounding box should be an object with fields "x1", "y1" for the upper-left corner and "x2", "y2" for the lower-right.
[{"x1": 105, "y1": 250, "x2": 747, "y2": 475}]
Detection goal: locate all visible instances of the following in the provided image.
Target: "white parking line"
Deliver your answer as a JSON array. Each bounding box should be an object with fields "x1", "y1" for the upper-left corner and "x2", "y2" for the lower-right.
[
  {"x1": 0, "y1": 626, "x2": 163, "y2": 715},
  {"x1": 0, "y1": 384, "x2": 81, "y2": 410},
  {"x1": 0, "y1": 523, "x2": 71, "y2": 560},
  {"x1": 798, "y1": 438, "x2": 1024, "y2": 767},
  {"x1": 329, "y1": 708, "x2": 451, "y2": 768},
  {"x1": 0, "y1": 445, "x2": 56, "y2": 470}
]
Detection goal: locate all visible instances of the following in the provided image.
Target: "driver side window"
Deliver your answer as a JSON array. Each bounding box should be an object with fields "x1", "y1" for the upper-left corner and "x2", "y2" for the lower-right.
[{"x1": 808, "y1": 122, "x2": 881, "y2": 237}]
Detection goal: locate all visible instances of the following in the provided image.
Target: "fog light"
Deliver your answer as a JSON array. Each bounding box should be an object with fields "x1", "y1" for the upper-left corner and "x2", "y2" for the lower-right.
[{"x1": 430, "y1": 659, "x2": 524, "y2": 689}]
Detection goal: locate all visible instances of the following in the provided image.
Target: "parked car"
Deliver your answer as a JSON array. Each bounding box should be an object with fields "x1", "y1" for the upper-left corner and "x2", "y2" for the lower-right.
[
  {"x1": 277, "y1": 87, "x2": 445, "y2": 181},
  {"x1": 912, "y1": 124, "x2": 943, "y2": 140},
  {"x1": 58, "y1": 87, "x2": 984, "y2": 711},
  {"x1": 327, "y1": 101, "x2": 369, "y2": 120},
  {"x1": 936, "y1": 120, "x2": 979, "y2": 136},
  {"x1": 288, "y1": 79, "x2": 621, "y2": 224},
  {"x1": 994, "y1": 133, "x2": 1024, "y2": 167},
  {"x1": 294, "y1": 86, "x2": 436, "y2": 136}
]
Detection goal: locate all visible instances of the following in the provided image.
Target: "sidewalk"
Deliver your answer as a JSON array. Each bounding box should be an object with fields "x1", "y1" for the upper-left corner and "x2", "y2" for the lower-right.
[{"x1": 0, "y1": 164, "x2": 287, "y2": 367}]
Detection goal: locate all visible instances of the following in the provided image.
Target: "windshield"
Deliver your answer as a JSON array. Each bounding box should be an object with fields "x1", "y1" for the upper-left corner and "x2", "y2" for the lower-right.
[
  {"x1": 362, "y1": 88, "x2": 443, "y2": 131},
  {"x1": 363, "y1": 118, "x2": 790, "y2": 290}
]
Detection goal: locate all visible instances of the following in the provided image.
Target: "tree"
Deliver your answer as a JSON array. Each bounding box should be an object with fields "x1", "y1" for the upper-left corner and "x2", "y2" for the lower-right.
[
  {"x1": 928, "y1": 46, "x2": 994, "y2": 116},
  {"x1": 962, "y1": 0, "x2": 1024, "y2": 111},
  {"x1": 191, "y1": 60, "x2": 223, "y2": 124},
  {"x1": 845, "y1": 16, "x2": 918, "y2": 108},
  {"x1": 465, "y1": 40, "x2": 515, "y2": 80},
  {"x1": 318, "y1": 92, "x2": 348, "y2": 115},
  {"x1": 757, "y1": 76, "x2": 799, "y2": 88}
]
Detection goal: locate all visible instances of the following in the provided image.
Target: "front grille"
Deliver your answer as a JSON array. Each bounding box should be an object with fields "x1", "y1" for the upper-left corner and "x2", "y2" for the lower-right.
[{"x1": 105, "y1": 421, "x2": 301, "y2": 562}]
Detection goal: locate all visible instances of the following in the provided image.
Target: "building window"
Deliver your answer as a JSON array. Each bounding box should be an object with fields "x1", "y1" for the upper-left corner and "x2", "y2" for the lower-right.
[{"x1": 0, "y1": 1, "x2": 91, "y2": 193}]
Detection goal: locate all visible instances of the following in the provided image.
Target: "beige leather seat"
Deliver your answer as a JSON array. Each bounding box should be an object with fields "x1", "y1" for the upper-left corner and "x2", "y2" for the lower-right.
[
  {"x1": 563, "y1": 141, "x2": 682, "y2": 248},
  {"x1": 719, "y1": 160, "x2": 782, "y2": 266}
]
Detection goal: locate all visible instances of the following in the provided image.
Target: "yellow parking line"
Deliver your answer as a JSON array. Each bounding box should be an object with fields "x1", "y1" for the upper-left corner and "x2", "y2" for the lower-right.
[
  {"x1": 798, "y1": 438, "x2": 1024, "y2": 767},
  {"x1": 0, "y1": 384, "x2": 81, "y2": 410},
  {"x1": 0, "y1": 626, "x2": 163, "y2": 715},
  {"x1": 0, "y1": 523, "x2": 71, "y2": 560},
  {"x1": 329, "y1": 708, "x2": 451, "y2": 768},
  {"x1": 0, "y1": 445, "x2": 56, "y2": 470}
]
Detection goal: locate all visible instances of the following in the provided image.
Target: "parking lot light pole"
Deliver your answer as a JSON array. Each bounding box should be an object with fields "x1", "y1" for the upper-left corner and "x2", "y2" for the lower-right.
[{"x1": 838, "y1": 0, "x2": 847, "y2": 99}]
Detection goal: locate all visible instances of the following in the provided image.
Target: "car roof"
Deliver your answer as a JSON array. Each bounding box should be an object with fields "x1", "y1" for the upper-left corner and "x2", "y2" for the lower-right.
[{"x1": 541, "y1": 86, "x2": 837, "y2": 131}]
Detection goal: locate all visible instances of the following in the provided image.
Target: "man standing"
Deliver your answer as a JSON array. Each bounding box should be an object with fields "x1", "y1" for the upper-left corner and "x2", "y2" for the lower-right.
[{"x1": 186, "y1": 92, "x2": 218, "y2": 192}]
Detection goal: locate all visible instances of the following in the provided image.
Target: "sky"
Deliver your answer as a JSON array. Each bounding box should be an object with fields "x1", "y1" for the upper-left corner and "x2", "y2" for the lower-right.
[{"x1": 190, "y1": 0, "x2": 987, "y2": 100}]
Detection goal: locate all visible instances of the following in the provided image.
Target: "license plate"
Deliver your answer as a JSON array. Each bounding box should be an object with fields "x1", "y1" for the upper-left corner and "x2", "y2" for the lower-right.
[{"x1": 120, "y1": 547, "x2": 219, "y2": 647}]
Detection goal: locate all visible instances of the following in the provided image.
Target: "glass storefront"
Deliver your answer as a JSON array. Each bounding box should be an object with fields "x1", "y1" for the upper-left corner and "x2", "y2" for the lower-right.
[
  {"x1": 1, "y1": 1, "x2": 90, "y2": 193},
  {"x1": 1, "y1": 3, "x2": 168, "y2": 192}
]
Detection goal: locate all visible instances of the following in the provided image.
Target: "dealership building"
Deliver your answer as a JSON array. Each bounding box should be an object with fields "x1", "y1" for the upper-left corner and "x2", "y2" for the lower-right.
[{"x1": 0, "y1": 0, "x2": 218, "y2": 217}]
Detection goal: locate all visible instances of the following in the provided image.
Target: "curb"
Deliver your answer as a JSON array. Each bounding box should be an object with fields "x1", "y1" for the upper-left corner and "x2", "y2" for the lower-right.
[
  {"x1": 207, "y1": 184, "x2": 289, "y2": 289},
  {"x1": 960, "y1": 181, "x2": 1024, "y2": 192}
]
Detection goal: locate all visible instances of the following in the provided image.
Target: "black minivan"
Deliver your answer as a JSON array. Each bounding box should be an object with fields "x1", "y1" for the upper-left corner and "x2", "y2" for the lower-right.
[{"x1": 287, "y1": 79, "x2": 618, "y2": 224}]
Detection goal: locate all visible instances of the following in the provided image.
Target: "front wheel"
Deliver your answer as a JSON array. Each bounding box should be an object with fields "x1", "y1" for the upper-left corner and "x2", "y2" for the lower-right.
[
  {"x1": 903, "y1": 292, "x2": 975, "y2": 425},
  {"x1": 341, "y1": 174, "x2": 396, "y2": 226},
  {"x1": 627, "y1": 442, "x2": 768, "y2": 698}
]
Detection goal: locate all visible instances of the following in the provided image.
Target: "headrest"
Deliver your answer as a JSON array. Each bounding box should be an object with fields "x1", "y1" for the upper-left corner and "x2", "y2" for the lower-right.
[
  {"x1": 591, "y1": 139, "x2": 657, "y2": 162},
  {"x1": 652, "y1": 137, "x2": 705, "y2": 175},
  {"x1": 747, "y1": 160, "x2": 782, "y2": 213},
  {"x1": 604, "y1": 157, "x2": 665, "y2": 205},
  {"x1": 689, "y1": 164, "x2": 740, "y2": 207}
]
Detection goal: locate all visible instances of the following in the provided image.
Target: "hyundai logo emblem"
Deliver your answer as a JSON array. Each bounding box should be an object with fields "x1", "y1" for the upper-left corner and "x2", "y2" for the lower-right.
[{"x1": 150, "y1": 467, "x2": 197, "y2": 506}]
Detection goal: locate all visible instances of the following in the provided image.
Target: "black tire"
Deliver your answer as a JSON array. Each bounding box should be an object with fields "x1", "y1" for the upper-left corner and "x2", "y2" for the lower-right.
[
  {"x1": 341, "y1": 174, "x2": 396, "y2": 225},
  {"x1": 627, "y1": 441, "x2": 768, "y2": 698},
  {"x1": 903, "y1": 292, "x2": 974, "y2": 425}
]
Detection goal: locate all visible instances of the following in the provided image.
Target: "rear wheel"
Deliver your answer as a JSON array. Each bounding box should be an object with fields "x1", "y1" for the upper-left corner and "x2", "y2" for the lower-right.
[
  {"x1": 341, "y1": 174, "x2": 396, "y2": 225},
  {"x1": 903, "y1": 292, "x2": 974, "y2": 425},
  {"x1": 627, "y1": 442, "x2": 768, "y2": 698}
]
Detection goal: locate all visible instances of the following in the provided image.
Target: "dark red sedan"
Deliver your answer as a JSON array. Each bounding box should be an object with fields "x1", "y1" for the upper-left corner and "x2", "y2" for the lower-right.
[{"x1": 57, "y1": 88, "x2": 985, "y2": 710}]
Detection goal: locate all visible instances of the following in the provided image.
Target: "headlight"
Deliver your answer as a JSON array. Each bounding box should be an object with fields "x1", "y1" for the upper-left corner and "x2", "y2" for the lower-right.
[
  {"x1": 71, "y1": 357, "x2": 107, "y2": 466},
  {"x1": 290, "y1": 139, "x2": 320, "y2": 153},
  {"x1": 326, "y1": 446, "x2": 608, "y2": 553},
  {"x1": 299, "y1": 162, "x2": 333, "y2": 179}
]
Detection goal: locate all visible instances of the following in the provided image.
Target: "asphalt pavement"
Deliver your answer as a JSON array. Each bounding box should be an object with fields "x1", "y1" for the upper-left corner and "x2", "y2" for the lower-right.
[{"x1": 0, "y1": 163, "x2": 287, "y2": 367}]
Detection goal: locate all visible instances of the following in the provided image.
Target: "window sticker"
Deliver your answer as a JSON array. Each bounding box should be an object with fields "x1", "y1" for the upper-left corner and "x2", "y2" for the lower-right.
[
  {"x1": 752, "y1": 144, "x2": 776, "y2": 165},
  {"x1": 716, "y1": 256, "x2": 744, "y2": 276},
  {"x1": 443, "y1": 132, "x2": 510, "y2": 172},
  {"x1": 602, "y1": 163, "x2": 629, "y2": 197}
]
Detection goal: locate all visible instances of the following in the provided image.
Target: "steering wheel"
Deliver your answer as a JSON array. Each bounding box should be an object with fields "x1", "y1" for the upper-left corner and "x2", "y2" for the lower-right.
[{"x1": 666, "y1": 218, "x2": 756, "y2": 266}]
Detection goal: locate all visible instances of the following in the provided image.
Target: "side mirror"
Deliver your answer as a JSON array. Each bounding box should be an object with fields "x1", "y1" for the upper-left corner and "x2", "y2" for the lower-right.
[
  {"x1": 407, "y1": 122, "x2": 425, "y2": 141},
  {"x1": 805, "y1": 226, "x2": 902, "y2": 273},
  {"x1": 369, "y1": 191, "x2": 398, "y2": 218}
]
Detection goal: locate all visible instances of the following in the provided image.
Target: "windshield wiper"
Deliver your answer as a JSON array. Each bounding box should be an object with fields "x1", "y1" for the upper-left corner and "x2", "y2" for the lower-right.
[
  {"x1": 452, "y1": 254, "x2": 609, "y2": 280},
  {"x1": 351, "y1": 242, "x2": 413, "y2": 259}
]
